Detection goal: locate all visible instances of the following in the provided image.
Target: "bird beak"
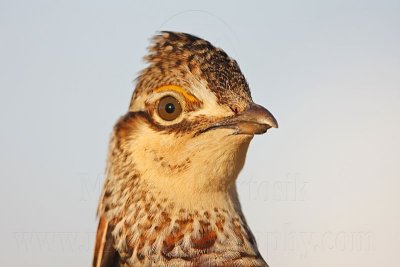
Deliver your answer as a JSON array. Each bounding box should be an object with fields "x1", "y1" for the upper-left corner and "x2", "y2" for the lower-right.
[
  {"x1": 197, "y1": 103, "x2": 278, "y2": 136},
  {"x1": 232, "y1": 103, "x2": 278, "y2": 135}
]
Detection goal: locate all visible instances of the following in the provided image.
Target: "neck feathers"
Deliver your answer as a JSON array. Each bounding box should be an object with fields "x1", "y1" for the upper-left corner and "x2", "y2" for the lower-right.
[
  {"x1": 101, "y1": 177, "x2": 266, "y2": 266},
  {"x1": 98, "y1": 122, "x2": 267, "y2": 266}
]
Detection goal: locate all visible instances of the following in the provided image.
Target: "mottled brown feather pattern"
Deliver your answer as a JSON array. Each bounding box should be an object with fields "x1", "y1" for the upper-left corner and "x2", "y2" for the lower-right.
[
  {"x1": 97, "y1": 114, "x2": 267, "y2": 266},
  {"x1": 131, "y1": 32, "x2": 251, "y2": 113},
  {"x1": 94, "y1": 32, "x2": 271, "y2": 267}
]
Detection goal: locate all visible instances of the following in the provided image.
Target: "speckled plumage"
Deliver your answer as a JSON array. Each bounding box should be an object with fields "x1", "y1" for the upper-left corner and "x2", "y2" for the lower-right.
[{"x1": 93, "y1": 32, "x2": 277, "y2": 267}]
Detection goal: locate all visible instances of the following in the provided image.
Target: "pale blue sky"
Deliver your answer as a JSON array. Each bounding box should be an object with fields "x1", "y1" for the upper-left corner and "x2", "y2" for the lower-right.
[{"x1": 0, "y1": 1, "x2": 399, "y2": 266}]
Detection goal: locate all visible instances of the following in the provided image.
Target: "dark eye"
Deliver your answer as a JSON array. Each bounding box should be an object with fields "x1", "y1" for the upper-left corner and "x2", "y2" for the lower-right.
[{"x1": 157, "y1": 95, "x2": 182, "y2": 121}]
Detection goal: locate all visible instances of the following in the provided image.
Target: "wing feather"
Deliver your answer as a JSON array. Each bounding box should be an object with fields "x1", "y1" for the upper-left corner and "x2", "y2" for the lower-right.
[{"x1": 92, "y1": 216, "x2": 120, "y2": 267}]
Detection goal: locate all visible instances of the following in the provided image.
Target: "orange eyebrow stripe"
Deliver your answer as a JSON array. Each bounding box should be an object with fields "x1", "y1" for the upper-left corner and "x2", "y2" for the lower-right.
[{"x1": 153, "y1": 85, "x2": 198, "y2": 103}]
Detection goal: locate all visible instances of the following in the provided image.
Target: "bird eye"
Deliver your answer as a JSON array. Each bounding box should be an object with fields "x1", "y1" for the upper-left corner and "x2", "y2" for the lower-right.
[{"x1": 157, "y1": 95, "x2": 182, "y2": 121}]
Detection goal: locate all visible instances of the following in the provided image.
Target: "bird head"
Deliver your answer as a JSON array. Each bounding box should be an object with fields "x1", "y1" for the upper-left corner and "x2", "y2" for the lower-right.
[{"x1": 112, "y1": 32, "x2": 277, "y2": 208}]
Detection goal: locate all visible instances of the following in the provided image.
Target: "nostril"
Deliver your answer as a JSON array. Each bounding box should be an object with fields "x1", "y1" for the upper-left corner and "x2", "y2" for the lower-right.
[{"x1": 230, "y1": 107, "x2": 239, "y2": 114}]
